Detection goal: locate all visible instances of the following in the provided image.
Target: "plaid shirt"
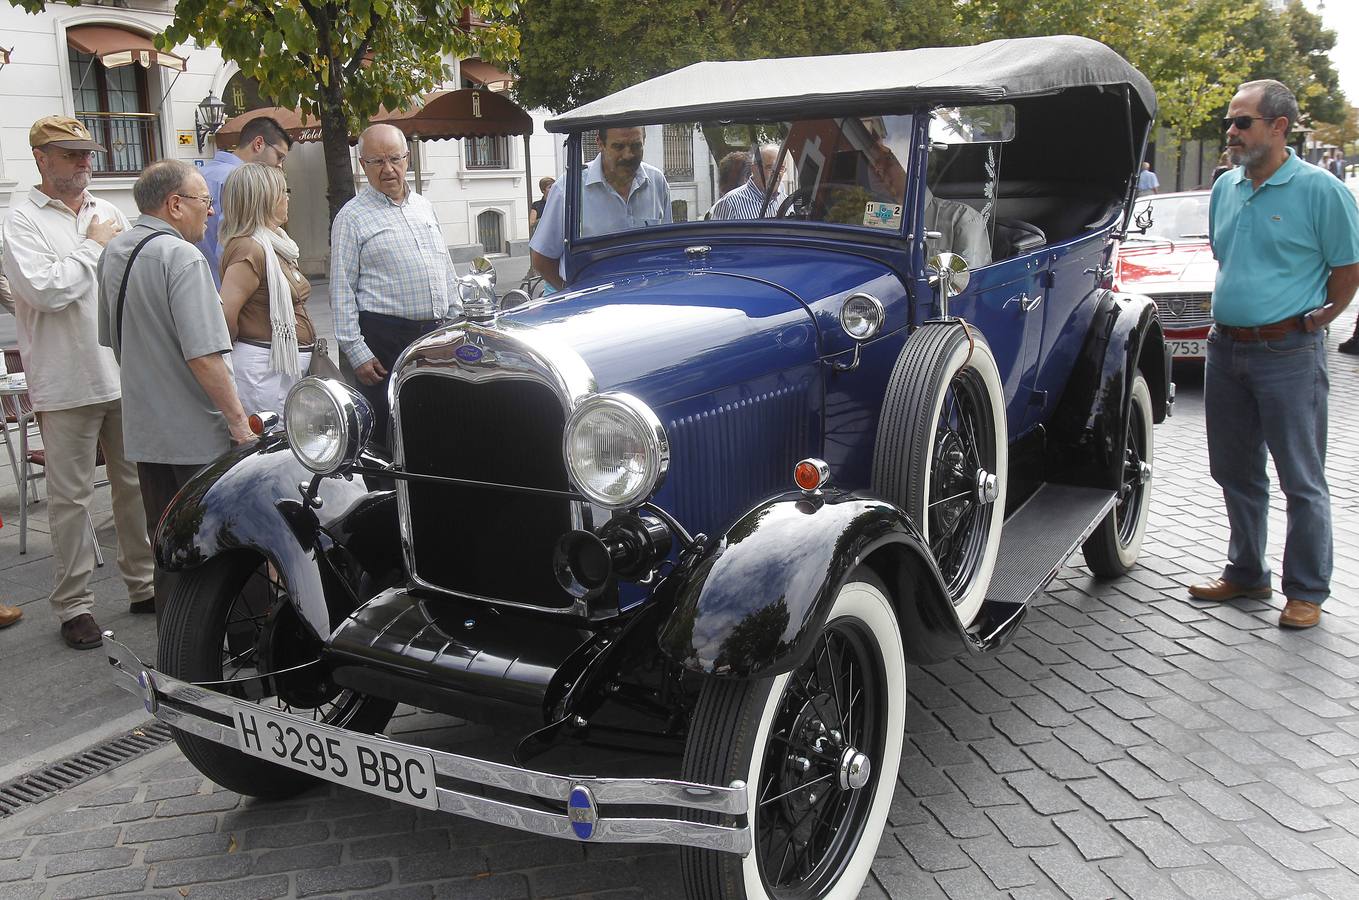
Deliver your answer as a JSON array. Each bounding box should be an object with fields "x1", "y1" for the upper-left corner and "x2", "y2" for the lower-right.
[
  {"x1": 710, "y1": 178, "x2": 785, "y2": 220},
  {"x1": 329, "y1": 186, "x2": 459, "y2": 367}
]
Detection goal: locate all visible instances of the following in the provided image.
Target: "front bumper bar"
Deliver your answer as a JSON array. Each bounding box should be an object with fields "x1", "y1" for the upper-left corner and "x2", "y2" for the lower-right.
[{"x1": 104, "y1": 636, "x2": 751, "y2": 855}]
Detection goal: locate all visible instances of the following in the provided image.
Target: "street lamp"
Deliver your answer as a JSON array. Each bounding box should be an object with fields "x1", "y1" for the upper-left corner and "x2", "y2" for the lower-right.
[{"x1": 195, "y1": 93, "x2": 226, "y2": 151}]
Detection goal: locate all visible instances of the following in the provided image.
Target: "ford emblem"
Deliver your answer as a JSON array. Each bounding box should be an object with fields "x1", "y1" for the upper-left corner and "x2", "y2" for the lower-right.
[
  {"x1": 455, "y1": 344, "x2": 483, "y2": 363},
  {"x1": 568, "y1": 784, "x2": 598, "y2": 840}
]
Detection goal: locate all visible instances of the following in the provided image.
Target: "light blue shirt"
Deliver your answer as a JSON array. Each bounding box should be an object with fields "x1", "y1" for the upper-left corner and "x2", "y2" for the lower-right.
[
  {"x1": 1137, "y1": 168, "x2": 1159, "y2": 192},
  {"x1": 329, "y1": 186, "x2": 458, "y2": 368},
  {"x1": 528, "y1": 154, "x2": 671, "y2": 282},
  {"x1": 193, "y1": 150, "x2": 244, "y2": 288},
  {"x1": 1209, "y1": 147, "x2": 1359, "y2": 327}
]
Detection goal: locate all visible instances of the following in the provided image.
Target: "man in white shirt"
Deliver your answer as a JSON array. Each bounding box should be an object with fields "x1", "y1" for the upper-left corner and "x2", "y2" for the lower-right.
[{"x1": 0, "y1": 116, "x2": 155, "y2": 650}]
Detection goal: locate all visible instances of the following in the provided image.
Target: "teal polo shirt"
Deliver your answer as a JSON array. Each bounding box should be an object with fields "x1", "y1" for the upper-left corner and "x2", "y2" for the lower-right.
[{"x1": 1209, "y1": 147, "x2": 1359, "y2": 327}]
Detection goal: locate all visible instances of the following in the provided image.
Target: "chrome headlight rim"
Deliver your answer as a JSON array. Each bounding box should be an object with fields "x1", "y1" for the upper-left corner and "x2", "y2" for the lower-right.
[
  {"x1": 284, "y1": 376, "x2": 373, "y2": 475},
  {"x1": 563, "y1": 392, "x2": 669, "y2": 510},
  {"x1": 839, "y1": 292, "x2": 885, "y2": 341}
]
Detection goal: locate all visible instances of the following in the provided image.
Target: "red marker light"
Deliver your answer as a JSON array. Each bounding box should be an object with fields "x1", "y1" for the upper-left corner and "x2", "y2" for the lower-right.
[{"x1": 794, "y1": 458, "x2": 830, "y2": 492}]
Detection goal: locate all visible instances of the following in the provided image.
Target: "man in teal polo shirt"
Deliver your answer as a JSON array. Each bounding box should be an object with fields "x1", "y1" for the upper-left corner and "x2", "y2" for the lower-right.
[{"x1": 1189, "y1": 79, "x2": 1359, "y2": 628}]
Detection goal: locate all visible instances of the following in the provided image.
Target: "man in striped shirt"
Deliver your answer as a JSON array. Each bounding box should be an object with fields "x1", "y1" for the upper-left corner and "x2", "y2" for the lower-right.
[
  {"x1": 330, "y1": 124, "x2": 459, "y2": 446},
  {"x1": 711, "y1": 145, "x2": 786, "y2": 220}
]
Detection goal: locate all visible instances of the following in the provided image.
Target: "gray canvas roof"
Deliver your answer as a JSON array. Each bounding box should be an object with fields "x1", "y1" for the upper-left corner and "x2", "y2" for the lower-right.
[{"x1": 547, "y1": 35, "x2": 1156, "y2": 132}]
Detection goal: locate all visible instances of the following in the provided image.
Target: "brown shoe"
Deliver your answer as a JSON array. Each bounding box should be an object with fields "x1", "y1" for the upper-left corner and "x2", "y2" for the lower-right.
[
  {"x1": 1279, "y1": 599, "x2": 1322, "y2": 629},
  {"x1": 60, "y1": 614, "x2": 103, "y2": 650},
  {"x1": 0, "y1": 604, "x2": 21, "y2": 629},
  {"x1": 1188, "y1": 578, "x2": 1272, "y2": 602}
]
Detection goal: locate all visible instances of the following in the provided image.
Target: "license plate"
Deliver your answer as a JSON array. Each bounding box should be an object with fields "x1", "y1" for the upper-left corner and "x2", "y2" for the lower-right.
[
  {"x1": 1167, "y1": 338, "x2": 1206, "y2": 358},
  {"x1": 233, "y1": 703, "x2": 438, "y2": 809}
]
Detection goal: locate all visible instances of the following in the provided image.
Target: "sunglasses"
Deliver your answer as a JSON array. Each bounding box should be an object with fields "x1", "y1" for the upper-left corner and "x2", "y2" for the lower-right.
[{"x1": 1222, "y1": 115, "x2": 1277, "y2": 131}]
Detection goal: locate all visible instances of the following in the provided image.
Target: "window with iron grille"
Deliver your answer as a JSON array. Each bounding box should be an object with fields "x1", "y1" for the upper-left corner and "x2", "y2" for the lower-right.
[
  {"x1": 68, "y1": 47, "x2": 158, "y2": 176},
  {"x1": 581, "y1": 131, "x2": 600, "y2": 162},
  {"x1": 466, "y1": 135, "x2": 510, "y2": 169},
  {"x1": 477, "y1": 210, "x2": 505, "y2": 254},
  {"x1": 663, "y1": 124, "x2": 693, "y2": 181}
]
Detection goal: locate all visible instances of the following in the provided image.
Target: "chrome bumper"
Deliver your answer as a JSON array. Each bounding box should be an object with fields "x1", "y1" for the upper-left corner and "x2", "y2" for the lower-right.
[{"x1": 104, "y1": 636, "x2": 751, "y2": 854}]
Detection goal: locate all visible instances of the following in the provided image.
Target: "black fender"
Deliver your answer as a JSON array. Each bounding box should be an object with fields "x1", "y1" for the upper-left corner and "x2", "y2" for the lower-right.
[
  {"x1": 1047, "y1": 290, "x2": 1170, "y2": 487},
  {"x1": 657, "y1": 488, "x2": 969, "y2": 679},
  {"x1": 156, "y1": 435, "x2": 401, "y2": 641}
]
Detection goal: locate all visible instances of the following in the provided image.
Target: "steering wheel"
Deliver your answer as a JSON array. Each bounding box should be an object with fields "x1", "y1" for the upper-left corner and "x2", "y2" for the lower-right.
[{"x1": 776, "y1": 187, "x2": 813, "y2": 219}]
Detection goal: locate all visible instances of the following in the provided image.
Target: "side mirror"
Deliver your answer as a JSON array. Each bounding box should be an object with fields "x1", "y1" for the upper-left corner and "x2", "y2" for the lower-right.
[
  {"x1": 928, "y1": 252, "x2": 970, "y2": 319},
  {"x1": 470, "y1": 256, "x2": 496, "y2": 283},
  {"x1": 501, "y1": 288, "x2": 531, "y2": 310}
]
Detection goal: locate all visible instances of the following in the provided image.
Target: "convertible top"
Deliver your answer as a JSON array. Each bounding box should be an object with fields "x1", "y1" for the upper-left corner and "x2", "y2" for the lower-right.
[{"x1": 547, "y1": 35, "x2": 1156, "y2": 132}]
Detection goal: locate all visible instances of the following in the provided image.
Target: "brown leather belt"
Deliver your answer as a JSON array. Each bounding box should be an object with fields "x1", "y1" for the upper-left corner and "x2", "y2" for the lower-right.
[{"x1": 1216, "y1": 316, "x2": 1307, "y2": 342}]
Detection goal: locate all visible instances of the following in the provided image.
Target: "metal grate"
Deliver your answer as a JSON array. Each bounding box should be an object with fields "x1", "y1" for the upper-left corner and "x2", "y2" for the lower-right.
[
  {"x1": 0, "y1": 721, "x2": 173, "y2": 818},
  {"x1": 1149, "y1": 291, "x2": 1212, "y2": 330}
]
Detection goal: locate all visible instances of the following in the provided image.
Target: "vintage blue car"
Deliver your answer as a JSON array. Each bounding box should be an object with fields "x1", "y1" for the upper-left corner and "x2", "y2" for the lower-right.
[{"x1": 106, "y1": 35, "x2": 1169, "y2": 900}]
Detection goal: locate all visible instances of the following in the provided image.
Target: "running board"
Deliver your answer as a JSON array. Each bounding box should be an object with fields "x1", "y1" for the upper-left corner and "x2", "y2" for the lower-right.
[{"x1": 986, "y1": 483, "x2": 1117, "y2": 607}]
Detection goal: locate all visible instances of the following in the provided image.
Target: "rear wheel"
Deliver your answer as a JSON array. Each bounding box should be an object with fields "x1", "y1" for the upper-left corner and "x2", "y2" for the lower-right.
[
  {"x1": 158, "y1": 553, "x2": 396, "y2": 799},
  {"x1": 1083, "y1": 372, "x2": 1154, "y2": 576},
  {"x1": 873, "y1": 323, "x2": 1007, "y2": 625},
  {"x1": 679, "y1": 571, "x2": 905, "y2": 899}
]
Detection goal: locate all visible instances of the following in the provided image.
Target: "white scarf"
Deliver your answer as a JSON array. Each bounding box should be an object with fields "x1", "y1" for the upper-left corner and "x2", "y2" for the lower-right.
[{"x1": 252, "y1": 227, "x2": 302, "y2": 376}]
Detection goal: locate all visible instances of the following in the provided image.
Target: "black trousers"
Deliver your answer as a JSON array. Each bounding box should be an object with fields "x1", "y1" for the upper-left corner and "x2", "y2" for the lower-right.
[
  {"x1": 356, "y1": 311, "x2": 440, "y2": 448},
  {"x1": 136, "y1": 461, "x2": 204, "y2": 622}
]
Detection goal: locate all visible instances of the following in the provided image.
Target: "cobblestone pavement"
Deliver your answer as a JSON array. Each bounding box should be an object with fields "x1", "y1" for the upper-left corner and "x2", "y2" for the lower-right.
[{"x1": 0, "y1": 310, "x2": 1357, "y2": 899}]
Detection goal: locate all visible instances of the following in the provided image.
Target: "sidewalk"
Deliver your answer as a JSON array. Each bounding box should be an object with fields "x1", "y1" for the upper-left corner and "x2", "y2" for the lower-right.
[{"x1": 0, "y1": 308, "x2": 1356, "y2": 898}]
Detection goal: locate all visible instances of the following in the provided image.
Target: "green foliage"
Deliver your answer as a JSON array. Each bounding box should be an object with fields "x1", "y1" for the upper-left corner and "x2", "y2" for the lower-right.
[{"x1": 6, "y1": 0, "x2": 77, "y2": 13}]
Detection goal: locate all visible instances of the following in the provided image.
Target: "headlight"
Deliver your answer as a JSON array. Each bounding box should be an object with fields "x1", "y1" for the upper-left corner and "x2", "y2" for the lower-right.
[
  {"x1": 284, "y1": 377, "x2": 372, "y2": 475},
  {"x1": 564, "y1": 393, "x2": 669, "y2": 509},
  {"x1": 840, "y1": 292, "x2": 885, "y2": 340}
]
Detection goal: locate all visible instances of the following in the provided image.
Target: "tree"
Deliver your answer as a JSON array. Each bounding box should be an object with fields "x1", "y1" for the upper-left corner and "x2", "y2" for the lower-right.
[
  {"x1": 1313, "y1": 105, "x2": 1359, "y2": 155},
  {"x1": 512, "y1": 0, "x2": 957, "y2": 113},
  {"x1": 160, "y1": 1, "x2": 518, "y2": 222}
]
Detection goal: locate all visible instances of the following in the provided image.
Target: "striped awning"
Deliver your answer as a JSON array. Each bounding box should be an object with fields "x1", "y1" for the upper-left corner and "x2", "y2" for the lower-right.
[{"x1": 66, "y1": 25, "x2": 186, "y2": 72}]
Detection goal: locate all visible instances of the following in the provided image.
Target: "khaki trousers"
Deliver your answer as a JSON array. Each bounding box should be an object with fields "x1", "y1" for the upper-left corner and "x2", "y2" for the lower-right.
[{"x1": 39, "y1": 399, "x2": 154, "y2": 622}]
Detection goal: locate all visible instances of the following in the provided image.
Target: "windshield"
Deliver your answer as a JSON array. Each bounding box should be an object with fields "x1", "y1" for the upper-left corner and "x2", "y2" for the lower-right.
[
  {"x1": 1135, "y1": 193, "x2": 1210, "y2": 241},
  {"x1": 570, "y1": 115, "x2": 914, "y2": 239}
]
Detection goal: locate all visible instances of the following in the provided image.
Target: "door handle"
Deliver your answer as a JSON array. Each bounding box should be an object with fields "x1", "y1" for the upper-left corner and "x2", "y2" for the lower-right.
[{"x1": 1005, "y1": 293, "x2": 1043, "y2": 312}]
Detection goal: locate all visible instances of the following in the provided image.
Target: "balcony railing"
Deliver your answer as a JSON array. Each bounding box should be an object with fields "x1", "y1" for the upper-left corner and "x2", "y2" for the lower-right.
[{"x1": 76, "y1": 111, "x2": 159, "y2": 176}]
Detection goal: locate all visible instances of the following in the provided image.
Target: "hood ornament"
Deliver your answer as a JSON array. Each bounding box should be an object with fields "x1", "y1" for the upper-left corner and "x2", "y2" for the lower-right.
[{"x1": 459, "y1": 256, "x2": 499, "y2": 323}]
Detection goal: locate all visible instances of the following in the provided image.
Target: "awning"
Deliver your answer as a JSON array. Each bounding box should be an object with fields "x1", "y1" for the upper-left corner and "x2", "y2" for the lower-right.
[
  {"x1": 214, "y1": 106, "x2": 322, "y2": 149},
  {"x1": 66, "y1": 25, "x2": 187, "y2": 73},
  {"x1": 459, "y1": 59, "x2": 514, "y2": 91},
  {"x1": 0, "y1": 48, "x2": 10, "y2": 67},
  {"x1": 375, "y1": 88, "x2": 533, "y2": 140}
]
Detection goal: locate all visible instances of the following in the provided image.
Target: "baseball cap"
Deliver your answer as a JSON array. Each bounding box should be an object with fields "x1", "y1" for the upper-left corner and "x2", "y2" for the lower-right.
[{"x1": 29, "y1": 116, "x2": 107, "y2": 152}]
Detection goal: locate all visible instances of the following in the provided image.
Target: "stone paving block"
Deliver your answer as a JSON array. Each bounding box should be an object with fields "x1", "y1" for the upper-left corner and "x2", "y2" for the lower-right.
[
  {"x1": 1315, "y1": 835, "x2": 1359, "y2": 875},
  {"x1": 1145, "y1": 797, "x2": 1230, "y2": 844},
  {"x1": 1030, "y1": 845, "x2": 1116, "y2": 900},
  {"x1": 933, "y1": 865, "x2": 1007, "y2": 900},
  {"x1": 977, "y1": 667, "x2": 1037, "y2": 699},
  {"x1": 970, "y1": 738, "x2": 1033, "y2": 775},
  {"x1": 1201, "y1": 698, "x2": 1275, "y2": 733},
  {"x1": 331, "y1": 809, "x2": 419, "y2": 839},
  {"x1": 960, "y1": 833, "x2": 1038, "y2": 891},
  {"x1": 344, "y1": 887, "x2": 436, "y2": 900},
  {"x1": 255, "y1": 841, "x2": 342, "y2": 874},
  {"x1": 1204, "y1": 845, "x2": 1302, "y2": 898},
  {"x1": 526, "y1": 859, "x2": 639, "y2": 899},
  {"x1": 1132, "y1": 717, "x2": 1205, "y2": 755},
  {"x1": 0, "y1": 841, "x2": 25, "y2": 862},
  {"x1": 1262, "y1": 769, "x2": 1348, "y2": 808},
  {"x1": 1054, "y1": 723, "x2": 1125, "y2": 765},
  {"x1": 1004, "y1": 770, "x2": 1081, "y2": 815},
  {"x1": 1113, "y1": 819, "x2": 1208, "y2": 868},
  {"x1": 430, "y1": 873, "x2": 531, "y2": 900},
  {"x1": 1168, "y1": 868, "x2": 1254, "y2": 900},
  {"x1": 900, "y1": 758, "x2": 957, "y2": 797},
  {"x1": 1049, "y1": 662, "x2": 1110, "y2": 694},
  {"x1": 242, "y1": 821, "x2": 330, "y2": 849},
  {"x1": 397, "y1": 848, "x2": 488, "y2": 883},
  {"x1": 1178, "y1": 779, "x2": 1257, "y2": 821},
  {"x1": 296, "y1": 861, "x2": 394, "y2": 897},
  {"x1": 945, "y1": 763, "x2": 1020, "y2": 807},
  {"x1": 992, "y1": 710, "x2": 1051, "y2": 746},
  {"x1": 1015, "y1": 693, "x2": 1076, "y2": 728},
  {"x1": 141, "y1": 831, "x2": 235, "y2": 863},
  {"x1": 122, "y1": 813, "x2": 219, "y2": 843},
  {"x1": 1256, "y1": 731, "x2": 1346, "y2": 770},
  {"x1": 27, "y1": 825, "x2": 120, "y2": 856},
  {"x1": 78, "y1": 786, "x2": 139, "y2": 807},
  {"x1": 1069, "y1": 779, "x2": 1148, "y2": 821},
  {"x1": 915, "y1": 730, "x2": 979, "y2": 768},
  {"x1": 21, "y1": 806, "x2": 118, "y2": 835},
  {"x1": 49, "y1": 868, "x2": 149, "y2": 900},
  {"x1": 1280, "y1": 687, "x2": 1355, "y2": 720},
  {"x1": 1098, "y1": 857, "x2": 1184, "y2": 900},
  {"x1": 894, "y1": 821, "x2": 972, "y2": 872},
  {"x1": 1202, "y1": 729, "x2": 1280, "y2": 765},
  {"x1": 1128, "y1": 745, "x2": 1201, "y2": 782},
  {"x1": 144, "y1": 777, "x2": 206, "y2": 802},
  {"x1": 152, "y1": 853, "x2": 255, "y2": 887},
  {"x1": 1237, "y1": 821, "x2": 1338, "y2": 871},
  {"x1": 110, "y1": 800, "x2": 158, "y2": 823},
  {"x1": 953, "y1": 682, "x2": 1013, "y2": 715},
  {"x1": 1023, "y1": 739, "x2": 1099, "y2": 780},
  {"x1": 154, "y1": 789, "x2": 243, "y2": 817},
  {"x1": 1240, "y1": 783, "x2": 1332, "y2": 832},
  {"x1": 42, "y1": 846, "x2": 135, "y2": 877},
  {"x1": 1052, "y1": 812, "x2": 1125, "y2": 861},
  {"x1": 921, "y1": 794, "x2": 995, "y2": 838},
  {"x1": 1268, "y1": 705, "x2": 1335, "y2": 738},
  {"x1": 1031, "y1": 677, "x2": 1096, "y2": 712},
  {"x1": 162, "y1": 876, "x2": 292, "y2": 900},
  {"x1": 1099, "y1": 759, "x2": 1175, "y2": 799},
  {"x1": 217, "y1": 802, "x2": 312, "y2": 831},
  {"x1": 933, "y1": 705, "x2": 995, "y2": 742},
  {"x1": 0, "y1": 860, "x2": 36, "y2": 883},
  {"x1": 0, "y1": 884, "x2": 44, "y2": 900},
  {"x1": 983, "y1": 805, "x2": 1061, "y2": 847},
  {"x1": 1186, "y1": 749, "x2": 1259, "y2": 787},
  {"x1": 887, "y1": 792, "x2": 932, "y2": 827}
]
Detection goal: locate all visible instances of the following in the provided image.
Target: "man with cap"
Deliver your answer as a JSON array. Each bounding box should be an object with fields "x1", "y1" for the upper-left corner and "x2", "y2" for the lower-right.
[{"x1": 0, "y1": 116, "x2": 156, "y2": 650}]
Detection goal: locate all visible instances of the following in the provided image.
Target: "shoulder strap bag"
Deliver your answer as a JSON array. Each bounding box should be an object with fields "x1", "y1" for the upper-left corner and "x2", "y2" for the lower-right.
[{"x1": 113, "y1": 230, "x2": 169, "y2": 354}]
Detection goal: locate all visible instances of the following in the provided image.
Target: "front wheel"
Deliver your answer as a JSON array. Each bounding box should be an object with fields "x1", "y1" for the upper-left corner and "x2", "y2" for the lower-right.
[
  {"x1": 1082, "y1": 371, "x2": 1154, "y2": 576},
  {"x1": 680, "y1": 571, "x2": 906, "y2": 899},
  {"x1": 157, "y1": 552, "x2": 396, "y2": 799}
]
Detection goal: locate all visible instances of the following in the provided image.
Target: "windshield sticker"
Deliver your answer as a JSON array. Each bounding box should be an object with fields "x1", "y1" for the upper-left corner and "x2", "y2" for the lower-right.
[{"x1": 863, "y1": 202, "x2": 903, "y2": 229}]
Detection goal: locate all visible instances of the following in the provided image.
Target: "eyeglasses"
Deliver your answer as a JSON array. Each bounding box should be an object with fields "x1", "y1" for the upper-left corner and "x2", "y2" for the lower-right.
[
  {"x1": 360, "y1": 152, "x2": 410, "y2": 168},
  {"x1": 284, "y1": 188, "x2": 293, "y2": 195},
  {"x1": 175, "y1": 193, "x2": 214, "y2": 209},
  {"x1": 1222, "y1": 115, "x2": 1276, "y2": 131},
  {"x1": 268, "y1": 143, "x2": 289, "y2": 165}
]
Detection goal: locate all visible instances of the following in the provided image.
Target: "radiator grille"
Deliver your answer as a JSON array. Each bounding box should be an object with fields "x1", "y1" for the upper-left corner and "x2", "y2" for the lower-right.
[
  {"x1": 1150, "y1": 292, "x2": 1212, "y2": 330},
  {"x1": 398, "y1": 374, "x2": 576, "y2": 608}
]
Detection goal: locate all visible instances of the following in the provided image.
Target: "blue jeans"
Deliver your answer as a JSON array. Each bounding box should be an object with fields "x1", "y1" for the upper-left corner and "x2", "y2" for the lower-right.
[{"x1": 1204, "y1": 326, "x2": 1331, "y2": 604}]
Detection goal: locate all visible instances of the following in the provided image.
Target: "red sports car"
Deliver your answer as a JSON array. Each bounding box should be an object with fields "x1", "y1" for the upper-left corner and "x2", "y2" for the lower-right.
[{"x1": 1114, "y1": 190, "x2": 1215, "y2": 361}]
